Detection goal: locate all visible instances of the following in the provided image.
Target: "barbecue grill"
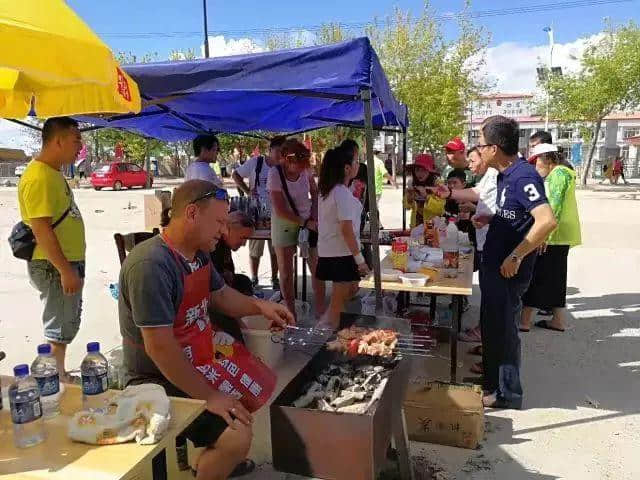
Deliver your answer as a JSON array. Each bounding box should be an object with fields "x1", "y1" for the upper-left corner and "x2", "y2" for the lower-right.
[{"x1": 270, "y1": 313, "x2": 420, "y2": 480}]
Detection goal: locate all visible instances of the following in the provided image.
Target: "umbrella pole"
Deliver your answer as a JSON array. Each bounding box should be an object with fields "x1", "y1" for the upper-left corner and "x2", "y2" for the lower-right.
[{"x1": 361, "y1": 88, "x2": 382, "y2": 308}]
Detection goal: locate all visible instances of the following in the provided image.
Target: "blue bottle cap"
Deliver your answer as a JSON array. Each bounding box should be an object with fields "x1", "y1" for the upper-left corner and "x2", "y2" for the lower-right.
[
  {"x1": 37, "y1": 344, "x2": 51, "y2": 355},
  {"x1": 14, "y1": 364, "x2": 29, "y2": 377},
  {"x1": 87, "y1": 342, "x2": 100, "y2": 353}
]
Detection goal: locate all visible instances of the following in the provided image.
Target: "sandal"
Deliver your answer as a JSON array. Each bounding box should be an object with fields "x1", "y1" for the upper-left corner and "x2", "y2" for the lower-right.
[
  {"x1": 468, "y1": 345, "x2": 483, "y2": 356},
  {"x1": 459, "y1": 326, "x2": 482, "y2": 343},
  {"x1": 535, "y1": 319, "x2": 565, "y2": 332}
]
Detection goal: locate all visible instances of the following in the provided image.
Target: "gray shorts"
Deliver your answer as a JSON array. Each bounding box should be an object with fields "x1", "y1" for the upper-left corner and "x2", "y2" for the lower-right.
[
  {"x1": 27, "y1": 260, "x2": 85, "y2": 344},
  {"x1": 248, "y1": 238, "x2": 275, "y2": 259}
]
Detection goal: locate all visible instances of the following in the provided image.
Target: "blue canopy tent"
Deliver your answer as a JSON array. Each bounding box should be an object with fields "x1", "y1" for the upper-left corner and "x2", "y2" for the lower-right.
[
  {"x1": 79, "y1": 37, "x2": 410, "y2": 306},
  {"x1": 79, "y1": 37, "x2": 406, "y2": 138}
]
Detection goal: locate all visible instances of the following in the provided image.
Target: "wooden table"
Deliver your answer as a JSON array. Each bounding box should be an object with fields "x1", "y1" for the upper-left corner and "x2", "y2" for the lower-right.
[
  {"x1": 0, "y1": 378, "x2": 204, "y2": 480},
  {"x1": 359, "y1": 252, "x2": 474, "y2": 382}
]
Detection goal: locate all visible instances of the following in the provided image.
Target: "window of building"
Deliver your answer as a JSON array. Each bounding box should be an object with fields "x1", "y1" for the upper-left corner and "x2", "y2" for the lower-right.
[
  {"x1": 622, "y1": 127, "x2": 640, "y2": 139},
  {"x1": 558, "y1": 128, "x2": 574, "y2": 140}
]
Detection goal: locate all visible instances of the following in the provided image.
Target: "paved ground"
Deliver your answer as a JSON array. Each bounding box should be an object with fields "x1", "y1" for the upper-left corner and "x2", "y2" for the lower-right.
[{"x1": 1, "y1": 180, "x2": 639, "y2": 479}]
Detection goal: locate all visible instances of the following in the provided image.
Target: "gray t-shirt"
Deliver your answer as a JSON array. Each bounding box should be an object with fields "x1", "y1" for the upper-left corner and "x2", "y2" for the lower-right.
[{"x1": 118, "y1": 235, "x2": 225, "y2": 384}]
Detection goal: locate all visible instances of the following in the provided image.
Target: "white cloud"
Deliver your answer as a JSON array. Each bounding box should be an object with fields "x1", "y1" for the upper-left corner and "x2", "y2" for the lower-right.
[
  {"x1": 480, "y1": 33, "x2": 603, "y2": 93},
  {"x1": 0, "y1": 119, "x2": 39, "y2": 154},
  {"x1": 201, "y1": 35, "x2": 265, "y2": 58}
]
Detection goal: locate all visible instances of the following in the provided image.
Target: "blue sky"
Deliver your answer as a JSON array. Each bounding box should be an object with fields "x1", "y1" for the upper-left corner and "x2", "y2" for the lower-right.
[
  {"x1": 67, "y1": 0, "x2": 639, "y2": 58},
  {"x1": 1, "y1": 0, "x2": 638, "y2": 150}
]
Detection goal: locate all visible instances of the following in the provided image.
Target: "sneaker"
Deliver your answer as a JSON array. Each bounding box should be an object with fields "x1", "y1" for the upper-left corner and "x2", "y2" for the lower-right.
[
  {"x1": 251, "y1": 276, "x2": 259, "y2": 287},
  {"x1": 272, "y1": 277, "x2": 280, "y2": 290}
]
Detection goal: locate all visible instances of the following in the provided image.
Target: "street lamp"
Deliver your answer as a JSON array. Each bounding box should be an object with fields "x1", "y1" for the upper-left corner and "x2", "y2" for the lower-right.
[
  {"x1": 203, "y1": 0, "x2": 210, "y2": 58},
  {"x1": 543, "y1": 26, "x2": 554, "y2": 132}
]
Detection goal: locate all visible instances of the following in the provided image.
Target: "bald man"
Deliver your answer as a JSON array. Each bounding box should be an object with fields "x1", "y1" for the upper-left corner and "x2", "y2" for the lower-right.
[{"x1": 118, "y1": 180, "x2": 292, "y2": 480}]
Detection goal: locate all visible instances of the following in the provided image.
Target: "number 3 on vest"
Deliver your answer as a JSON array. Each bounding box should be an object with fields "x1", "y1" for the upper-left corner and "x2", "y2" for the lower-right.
[{"x1": 523, "y1": 183, "x2": 540, "y2": 202}]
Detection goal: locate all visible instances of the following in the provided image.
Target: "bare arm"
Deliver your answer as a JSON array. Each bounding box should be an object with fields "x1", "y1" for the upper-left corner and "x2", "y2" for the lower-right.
[
  {"x1": 500, "y1": 204, "x2": 558, "y2": 278},
  {"x1": 270, "y1": 190, "x2": 303, "y2": 225},
  {"x1": 431, "y1": 185, "x2": 480, "y2": 203},
  {"x1": 309, "y1": 174, "x2": 319, "y2": 221},
  {"x1": 511, "y1": 204, "x2": 557, "y2": 258},
  {"x1": 30, "y1": 217, "x2": 81, "y2": 294},
  {"x1": 211, "y1": 287, "x2": 294, "y2": 326},
  {"x1": 141, "y1": 327, "x2": 213, "y2": 400},
  {"x1": 232, "y1": 171, "x2": 251, "y2": 195}
]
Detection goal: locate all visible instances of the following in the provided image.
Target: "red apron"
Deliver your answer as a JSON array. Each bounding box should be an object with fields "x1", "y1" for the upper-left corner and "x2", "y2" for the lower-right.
[{"x1": 162, "y1": 235, "x2": 275, "y2": 412}]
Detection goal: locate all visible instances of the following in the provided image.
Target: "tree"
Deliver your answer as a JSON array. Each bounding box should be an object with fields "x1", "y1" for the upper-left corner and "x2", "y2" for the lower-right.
[
  {"x1": 366, "y1": 2, "x2": 489, "y2": 153},
  {"x1": 543, "y1": 22, "x2": 640, "y2": 185}
]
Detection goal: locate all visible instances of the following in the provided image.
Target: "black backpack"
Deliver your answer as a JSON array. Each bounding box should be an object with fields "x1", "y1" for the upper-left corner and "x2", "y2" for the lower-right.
[{"x1": 8, "y1": 208, "x2": 70, "y2": 261}]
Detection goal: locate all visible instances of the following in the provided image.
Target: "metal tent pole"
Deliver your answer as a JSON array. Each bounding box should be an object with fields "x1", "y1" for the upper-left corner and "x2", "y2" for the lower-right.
[
  {"x1": 402, "y1": 128, "x2": 407, "y2": 231},
  {"x1": 361, "y1": 89, "x2": 382, "y2": 306}
]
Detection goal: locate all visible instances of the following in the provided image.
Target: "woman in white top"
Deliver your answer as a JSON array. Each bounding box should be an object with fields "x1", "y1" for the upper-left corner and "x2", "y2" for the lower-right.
[
  {"x1": 316, "y1": 147, "x2": 370, "y2": 328},
  {"x1": 268, "y1": 139, "x2": 324, "y2": 320}
]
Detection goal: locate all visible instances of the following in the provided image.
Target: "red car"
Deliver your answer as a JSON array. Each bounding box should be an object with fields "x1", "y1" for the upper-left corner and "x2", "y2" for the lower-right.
[{"x1": 90, "y1": 162, "x2": 152, "y2": 191}]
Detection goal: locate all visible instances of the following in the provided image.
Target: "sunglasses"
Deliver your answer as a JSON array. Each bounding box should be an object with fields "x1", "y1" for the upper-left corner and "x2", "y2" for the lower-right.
[
  {"x1": 475, "y1": 144, "x2": 495, "y2": 149},
  {"x1": 192, "y1": 187, "x2": 229, "y2": 204}
]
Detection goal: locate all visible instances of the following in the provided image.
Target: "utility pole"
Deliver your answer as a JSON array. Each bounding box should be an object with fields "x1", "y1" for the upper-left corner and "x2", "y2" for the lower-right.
[
  {"x1": 203, "y1": 0, "x2": 210, "y2": 58},
  {"x1": 543, "y1": 25, "x2": 554, "y2": 132}
]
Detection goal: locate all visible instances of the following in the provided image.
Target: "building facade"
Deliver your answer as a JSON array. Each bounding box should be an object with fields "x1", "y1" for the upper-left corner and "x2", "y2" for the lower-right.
[{"x1": 465, "y1": 93, "x2": 640, "y2": 177}]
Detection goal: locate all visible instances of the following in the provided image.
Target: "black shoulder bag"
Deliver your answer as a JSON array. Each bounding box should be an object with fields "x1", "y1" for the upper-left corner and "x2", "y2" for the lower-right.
[{"x1": 8, "y1": 207, "x2": 71, "y2": 261}]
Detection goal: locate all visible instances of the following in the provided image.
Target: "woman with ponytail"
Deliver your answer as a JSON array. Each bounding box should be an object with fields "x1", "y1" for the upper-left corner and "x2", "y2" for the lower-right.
[{"x1": 316, "y1": 147, "x2": 370, "y2": 328}]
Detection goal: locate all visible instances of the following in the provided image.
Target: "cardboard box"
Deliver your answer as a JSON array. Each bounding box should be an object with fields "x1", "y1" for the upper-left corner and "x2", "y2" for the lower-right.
[
  {"x1": 404, "y1": 381, "x2": 483, "y2": 449},
  {"x1": 144, "y1": 190, "x2": 171, "y2": 230}
]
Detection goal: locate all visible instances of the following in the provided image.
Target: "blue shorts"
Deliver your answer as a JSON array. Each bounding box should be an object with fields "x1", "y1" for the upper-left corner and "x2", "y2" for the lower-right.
[{"x1": 27, "y1": 260, "x2": 85, "y2": 344}]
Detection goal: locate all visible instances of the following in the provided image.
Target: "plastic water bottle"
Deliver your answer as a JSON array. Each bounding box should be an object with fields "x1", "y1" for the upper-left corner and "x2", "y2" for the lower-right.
[
  {"x1": 81, "y1": 342, "x2": 109, "y2": 410},
  {"x1": 9, "y1": 364, "x2": 45, "y2": 448},
  {"x1": 31, "y1": 344, "x2": 61, "y2": 418},
  {"x1": 442, "y1": 218, "x2": 460, "y2": 278}
]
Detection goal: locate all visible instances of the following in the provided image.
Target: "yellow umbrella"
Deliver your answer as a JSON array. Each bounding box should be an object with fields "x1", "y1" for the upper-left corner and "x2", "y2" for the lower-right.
[{"x1": 0, "y1": 0, "x2": 141, "y2": 118}]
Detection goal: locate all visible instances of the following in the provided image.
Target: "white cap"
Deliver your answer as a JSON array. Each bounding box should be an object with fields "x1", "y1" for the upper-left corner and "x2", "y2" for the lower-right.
[{"x1": 529, "y1": 143, "x2": 558, "y2": 157}]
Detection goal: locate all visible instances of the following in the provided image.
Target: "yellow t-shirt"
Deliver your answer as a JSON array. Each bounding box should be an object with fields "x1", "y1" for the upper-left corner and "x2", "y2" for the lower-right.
[{"x1": 18, "y1": 160, "x2": 86, "y2": 261}]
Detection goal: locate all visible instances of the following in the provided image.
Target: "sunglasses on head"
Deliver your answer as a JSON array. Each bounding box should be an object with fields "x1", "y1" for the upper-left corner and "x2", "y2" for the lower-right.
[{"x1": 192, "y1": 187, "x2": 229, "y2": 204}]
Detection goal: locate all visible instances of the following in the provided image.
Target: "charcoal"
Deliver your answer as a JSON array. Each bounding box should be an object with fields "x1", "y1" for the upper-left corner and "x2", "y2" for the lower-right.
[
  {"x1": 331, "y1": 391, "x2": 366, "y2": 408},
  {"x1": 294, "y1": 390, "x2": 324, "y2": 408},
  {"x1": 325, "y1": 376, "x2": 342, "y2": 401},
  {"x1": 292, "y1": 381, "x2": 325, "y2": 407},
  {"x1": 317, "y1": 374, "x2": 330, "y2": 384},
  {"x1": 362, "y1": 372, "x2": 381, "y2": 389},
  {"x1": 318, "y1": 398, "x2": 335, "y2": 412},
  {"x1": 344, "y1": 384, "x2": 365, "y2": 393}
]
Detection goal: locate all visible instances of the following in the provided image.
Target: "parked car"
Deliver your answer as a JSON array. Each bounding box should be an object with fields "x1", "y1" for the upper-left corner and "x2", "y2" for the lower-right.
[
  {"x1": 90, "y1": 162, "x2": 152, "y2": 191},
  {"x1": 14, "y1": 163, "x2": 27, "y2": 177}
]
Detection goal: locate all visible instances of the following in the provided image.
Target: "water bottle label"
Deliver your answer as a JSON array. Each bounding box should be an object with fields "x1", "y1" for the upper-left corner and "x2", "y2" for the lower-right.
[
  {"x1": 11, "y1": 399, "x2": 42, "y2": 424},
  {"x1": 82, "y1": 373, "x2": 108, "y2": 396},
  {"x1": 36, "y1": 374, "x2": 60, "y2": 397}
]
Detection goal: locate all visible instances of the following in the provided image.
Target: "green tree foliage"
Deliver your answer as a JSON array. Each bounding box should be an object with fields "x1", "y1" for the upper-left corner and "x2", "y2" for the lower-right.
[
  {"x1": 543, "y1": 22, "x2": 640, "y2": 185},
  {"x1": 367, "y1": 2, "x2": 489, "y2": 152}
]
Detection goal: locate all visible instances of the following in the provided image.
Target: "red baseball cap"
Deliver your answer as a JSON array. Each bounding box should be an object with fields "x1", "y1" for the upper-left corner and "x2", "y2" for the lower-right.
[
  {"x1": 444, "y1": 137, "x2": 466, "y2": 153},
  {"x1": 412, "y1": 153, "x2": 437, "y2": 173}
]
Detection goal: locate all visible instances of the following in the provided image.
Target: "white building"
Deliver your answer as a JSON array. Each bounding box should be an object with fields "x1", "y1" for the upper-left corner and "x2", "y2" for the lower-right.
[{"x1": 465, "y1": 93, "x2": 640, "y2": 177}]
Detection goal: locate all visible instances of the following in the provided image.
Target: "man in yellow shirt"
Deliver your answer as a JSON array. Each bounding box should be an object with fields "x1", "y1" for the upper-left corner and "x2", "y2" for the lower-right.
[{"x1": 18, "y1": 117, "x2": 85, "y2": 381}]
